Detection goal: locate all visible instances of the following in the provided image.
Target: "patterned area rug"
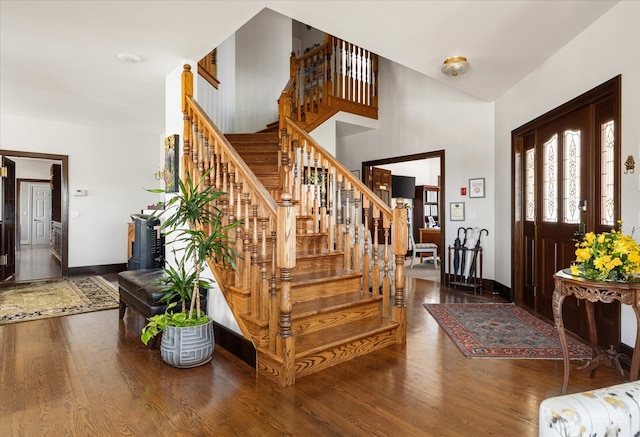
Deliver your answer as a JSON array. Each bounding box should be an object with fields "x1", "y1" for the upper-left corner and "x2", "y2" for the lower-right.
[
  {"x1": 423, "y1": 302, "x2": 592, "y2": 359},
  {"x1": 0, "y1": 276, "x2": 119, "y2": 325}
]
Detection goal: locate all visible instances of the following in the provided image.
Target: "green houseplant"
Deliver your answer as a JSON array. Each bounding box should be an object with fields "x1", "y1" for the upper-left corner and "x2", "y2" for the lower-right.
[{"x1": 141, "y1": 169, "x2": 240, "y2": 367}]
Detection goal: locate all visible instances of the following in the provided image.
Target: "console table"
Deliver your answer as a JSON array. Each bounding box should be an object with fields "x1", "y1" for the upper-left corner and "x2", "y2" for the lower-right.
[{"x1": 553, "y1": 270, "x2": 640, "y2": 394}]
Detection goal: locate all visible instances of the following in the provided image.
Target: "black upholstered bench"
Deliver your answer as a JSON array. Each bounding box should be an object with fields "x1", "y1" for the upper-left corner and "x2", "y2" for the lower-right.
[{"x1": 117, "y1": 268, "x2": 207, "y2": 348}]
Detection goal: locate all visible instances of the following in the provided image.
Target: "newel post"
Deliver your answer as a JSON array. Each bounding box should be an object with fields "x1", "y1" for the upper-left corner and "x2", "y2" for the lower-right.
[
  {"x1": 277, "y1": 193, "x2": 297, "y2": 386},
  {"x1": 181, "y1": 64, "x2": 194, "y2": 179},
  {"x1": 392, "y1": 198, "x2": 407, "y2": 344}
]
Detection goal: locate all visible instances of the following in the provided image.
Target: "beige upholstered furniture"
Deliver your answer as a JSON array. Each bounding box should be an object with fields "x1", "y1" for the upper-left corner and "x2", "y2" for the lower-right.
[{"x1": 539, "y1": 380, "x2": 640, "y2": 436}]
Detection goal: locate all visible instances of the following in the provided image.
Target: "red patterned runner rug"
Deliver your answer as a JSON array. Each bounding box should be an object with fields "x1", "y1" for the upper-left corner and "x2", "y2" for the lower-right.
[{"x1": 423, "y1": 302, "x2": 592, "y2": 359}]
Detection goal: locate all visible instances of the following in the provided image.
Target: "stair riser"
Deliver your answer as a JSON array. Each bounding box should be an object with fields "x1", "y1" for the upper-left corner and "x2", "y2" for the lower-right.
[
  {"x1": 293, "y1": 301, "x2": 381, "y2": 336},
  {"x1": 297, "y1": 235, "x2": 328, "y2": 252},
  {"x1": 294, "y1": 254, "x2": 343, "y2": 274},
  {"x1": 292, "y1": 276, "x2": 362, "y2": 303},
  {"x1": 294, "y1": 329, "x2": 398, "y2": 379},
  {"x1": 225, "y1": 133, "x2": 279, "y2": 143}
]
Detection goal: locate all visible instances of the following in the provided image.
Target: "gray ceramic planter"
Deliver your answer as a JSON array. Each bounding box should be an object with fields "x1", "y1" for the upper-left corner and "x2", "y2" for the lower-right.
[{"x1": 160, "y1": 318, "x2": 214, "y2": 368}]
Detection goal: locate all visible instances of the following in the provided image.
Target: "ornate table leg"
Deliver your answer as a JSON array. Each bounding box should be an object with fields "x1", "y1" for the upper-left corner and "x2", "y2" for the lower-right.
[
  {"x1": 552, "y1": 285, "x2": 570, "y2": 394},
  {"x1": 631, "y1": 303, "x2": 640, "y2": 381}
]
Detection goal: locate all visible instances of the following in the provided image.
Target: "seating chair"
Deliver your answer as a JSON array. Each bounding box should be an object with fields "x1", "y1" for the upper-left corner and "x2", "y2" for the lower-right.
[{"x1": 408, "y1": 230, "x2": 438, "y2": 268}]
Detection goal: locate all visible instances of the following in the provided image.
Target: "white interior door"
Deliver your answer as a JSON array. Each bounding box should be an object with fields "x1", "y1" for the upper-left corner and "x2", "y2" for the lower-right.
[{"x1": 30, "y1": 183, "x2": 51, "y2": 245}]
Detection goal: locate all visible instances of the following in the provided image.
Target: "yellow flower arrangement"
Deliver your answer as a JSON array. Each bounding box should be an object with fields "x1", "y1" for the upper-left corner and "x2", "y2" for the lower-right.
[{"x1": 570, "y1": 222, "x2": 640, "y2": 282}]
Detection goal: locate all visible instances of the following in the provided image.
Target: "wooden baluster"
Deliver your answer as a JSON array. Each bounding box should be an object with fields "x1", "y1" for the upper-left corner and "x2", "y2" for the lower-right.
[
  {"x1": 203, "y1": 135, "x2": 211, "y2": 186},
  {"x1": 260, "y1": 213, "x2": 269, "y2": 319},
  {"x1": 372, "y1": 207, "x2": 380, "y2": 293},
  {"x1": 327, "y1": 164, "x2": 334, "y2": 249},
  {"x1": 181, "y1": 65, "x2": 193, "y2": 179},
  {"x1": 335, "y1": 173, "x2": 343, "y2": 253},
  {"x1": 382, "y1": 216, "x2": 391, "y2": 317},
  {"x1": 197, "y1": 121, "x2": 204, "y2": 175},
  {"x1": 292, "y1": 142, "x2": 300, "y2": 205},
  {"x1": 251, "y1": 204, "x2": 260, "y2": 316},
  {"x1": 269, "y1": 228, "x2": 278, "y2": 352},
  {"x1": 372, "y1": 54, "x2": 378, "y2": 109},
  {"x1": 320, "y1": 157, "x2": 328, "y2": 234},
  {"x1": 214, "y1": 140, "x2": 222, "y2": 191},
  {"x1": 392, "y1": 200, "x2": 408, "y2": 343},
  {"x1": 234, "y1": 179, "x2": 243, "y2": 287},
  {"x1": 277, "y1": 193, "x2": 296, "y2": 386},
  {"x1": 343, "y1": 179, "x2": 351, "y2": 271},
  {"x1": 242, "y1": 192, "x2": 251, "y2": 291},
  {"x1": 305, "y1": 142, "x2": 312, "y2": 217},
  {"x1": 352, "y1": 188, "x2": 360, "y2": 274},
  {"x1": 362, "y1": 199, "x2": 371, "y2": 293},
  {"x1": 312, "y1": 150, "x2": 320, "y2": 234}
]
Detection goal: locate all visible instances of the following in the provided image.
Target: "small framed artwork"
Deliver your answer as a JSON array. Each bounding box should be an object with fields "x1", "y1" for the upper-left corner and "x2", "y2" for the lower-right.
[
  {"x1": 351, "y1": 169, "x2": 360, "y2": 180},
  {"x1": 164, "y1": 134, "x2": 179, "y2": 192},
  {"x1": 450, "y1": 202, "x2": 465, "y2": 221},
  {"x1": 469, "y1": 178, "x2": 485, "y2": 198}
]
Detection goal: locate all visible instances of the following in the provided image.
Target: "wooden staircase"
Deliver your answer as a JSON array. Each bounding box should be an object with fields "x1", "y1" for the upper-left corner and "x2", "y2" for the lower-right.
[
  {"x1": 226, "y1": 132, "x2": 400, "y2": 382},
  {"x1": 181, "y1": 64, "x2": 406, "y2": 386}
]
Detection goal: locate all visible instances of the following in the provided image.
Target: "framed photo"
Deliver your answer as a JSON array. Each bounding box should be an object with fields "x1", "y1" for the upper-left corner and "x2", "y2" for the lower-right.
[
  {"x1": 351, "y1": 169, "x2": 360, "y2": 180},
  {"x1": 469, "y1": 178, "x2": 485, "y2": 198},
  {"x1": 164, "y1": 134, "x2": 179, "y2": 192},
  {"x1": 450, "y1": 202, "x2": 465, "y2": 221}
]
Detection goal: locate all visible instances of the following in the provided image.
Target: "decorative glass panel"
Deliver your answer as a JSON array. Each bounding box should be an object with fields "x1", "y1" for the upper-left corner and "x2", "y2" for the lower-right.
[
  {"x1": 600, "y1": 120, "x2": 615, "y2": 226},
  {"x1": 543, "y1": 134, "x2": 558, "y2": 222},
  {"x1": 525, "y1": 148, "x2": 535, "y2": 221},
  {"x1": 562, "y1": 129, "x2": 580, "y2": 224}
]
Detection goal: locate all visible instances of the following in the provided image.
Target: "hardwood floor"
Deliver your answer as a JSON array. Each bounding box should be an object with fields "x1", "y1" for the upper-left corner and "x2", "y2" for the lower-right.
[
  {"x1": 0, "y1": 274, "x2": 624, "y2": 436},
  {"x1": 13, "y1": 244, "x2": 62, "y2": 282}
]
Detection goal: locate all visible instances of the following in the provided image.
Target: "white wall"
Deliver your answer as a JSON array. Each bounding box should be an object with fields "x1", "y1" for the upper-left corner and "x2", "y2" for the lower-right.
[
  {"x1": 234, "y1": 9, "x2": 291, "y2": 133},
  {"x1": 1, "y1": 114, "x2": 161, "y2": 268},
  {"x1": 337, "y1": 57, "x2": 496, "y2": 279},
  {"x1": 197, "y1": 34, "x2": 237, "y2": 133},
  {"x1": 495, "y1": 1, "x2": 640, "y2": 345}
]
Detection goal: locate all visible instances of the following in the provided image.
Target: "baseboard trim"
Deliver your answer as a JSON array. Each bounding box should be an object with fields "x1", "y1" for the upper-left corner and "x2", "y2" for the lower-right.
[
  {"x1": 68, "y1": 263, "x2": 126, "y2": 276},
  {"x1": 213, "y1": 322, "x2": 257, "y2": 369}
]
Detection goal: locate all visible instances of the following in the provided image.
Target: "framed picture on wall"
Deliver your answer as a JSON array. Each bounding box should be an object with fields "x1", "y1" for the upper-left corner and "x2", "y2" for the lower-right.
[
  {"x1": 450, "y1": 202, "x2": 465, "y2": 221},
  {"x1": 469, "y1": 178, "x2": 485, "y2": 198},
  {"x1": 164, "y1": 134, "x2": 179, "y2": 192}
]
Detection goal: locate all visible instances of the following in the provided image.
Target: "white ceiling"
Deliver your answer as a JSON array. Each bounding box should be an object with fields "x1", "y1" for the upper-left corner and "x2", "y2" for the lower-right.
[{"x1": 0, "y1": 1, "x2": 619, "y2": 136}]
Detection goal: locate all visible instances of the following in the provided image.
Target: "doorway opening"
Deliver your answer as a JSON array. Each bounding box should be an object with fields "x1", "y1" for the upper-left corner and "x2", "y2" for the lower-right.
[
  {"x1": 362, "y1": 150, "x2": 445, "y2": 282},
  {"x1": 0, "y1": 150, "x2": 69, "y2": 282}
]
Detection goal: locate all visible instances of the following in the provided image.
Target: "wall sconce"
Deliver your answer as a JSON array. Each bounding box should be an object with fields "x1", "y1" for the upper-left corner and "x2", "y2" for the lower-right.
[
  {"x1": 624, "y1": 155, "x2": 635, "y2": 174},
  {"x1": 154, "y1": 166, "x2": 172, "y2": 183}
]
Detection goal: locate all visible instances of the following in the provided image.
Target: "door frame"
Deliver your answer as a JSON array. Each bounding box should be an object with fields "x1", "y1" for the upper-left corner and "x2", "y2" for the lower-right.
[
  {"x1": 0, "y1": 150, "x2": 69, "y2": 278},
  {"x1": 511, "y1": 76, "x2": 621, "y2": 307},
  {"x1": 362, "y1": 150, "x2": 445, "y2": 282}
]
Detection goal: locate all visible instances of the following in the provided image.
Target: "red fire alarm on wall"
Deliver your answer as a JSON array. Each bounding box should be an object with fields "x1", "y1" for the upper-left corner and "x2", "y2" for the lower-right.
[{"x1": 461, "y1": 187, "x2": 467, "y2": 196}]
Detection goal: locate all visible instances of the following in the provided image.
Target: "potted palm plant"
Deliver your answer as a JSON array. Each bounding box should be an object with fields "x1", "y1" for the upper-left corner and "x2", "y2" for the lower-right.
[{"x1": 141, "y1": 169, "x2": 240, "y2": 368}]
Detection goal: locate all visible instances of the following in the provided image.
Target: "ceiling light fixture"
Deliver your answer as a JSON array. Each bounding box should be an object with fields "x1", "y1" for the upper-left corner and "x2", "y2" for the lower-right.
[
  {"x1": 117, "y1": 52, "x2": 142, "y2": 64},
  {"x1": 441, "y1": 56, "x2": 469, "y2": 77}
]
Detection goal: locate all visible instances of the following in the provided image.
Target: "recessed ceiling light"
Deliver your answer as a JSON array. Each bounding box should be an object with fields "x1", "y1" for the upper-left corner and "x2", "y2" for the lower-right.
[{"x1": 117, "y1": 53, "x2": 142, "y2": 63}]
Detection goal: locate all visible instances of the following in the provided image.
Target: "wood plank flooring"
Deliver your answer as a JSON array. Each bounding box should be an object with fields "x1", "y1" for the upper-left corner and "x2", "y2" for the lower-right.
[{"x1": 0, "y1": 274, "x2": 624, "y2": 436}]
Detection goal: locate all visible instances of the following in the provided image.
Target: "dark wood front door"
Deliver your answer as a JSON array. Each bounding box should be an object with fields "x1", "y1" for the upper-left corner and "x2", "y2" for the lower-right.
[
  {"x1": 1, "y1": 156, "x2": 16, "y2": 281},
  {"x1": 513, "y1": 76, "x2": 621, "y2": 348}
]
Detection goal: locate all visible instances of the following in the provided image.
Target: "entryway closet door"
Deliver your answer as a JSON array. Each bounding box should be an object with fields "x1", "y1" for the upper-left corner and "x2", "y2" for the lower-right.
[{"x1": 512, "y1": 76, "x2": 621, "y2": 349}]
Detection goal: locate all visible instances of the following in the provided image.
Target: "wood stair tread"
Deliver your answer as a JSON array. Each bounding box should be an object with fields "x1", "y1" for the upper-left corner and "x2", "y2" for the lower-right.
[
  {"x1": 294, "y1": 316, "x2": 397, "y2": 356},
  {"x1": 292, "y1": 269, "x2": 361, "y2": 284}
]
